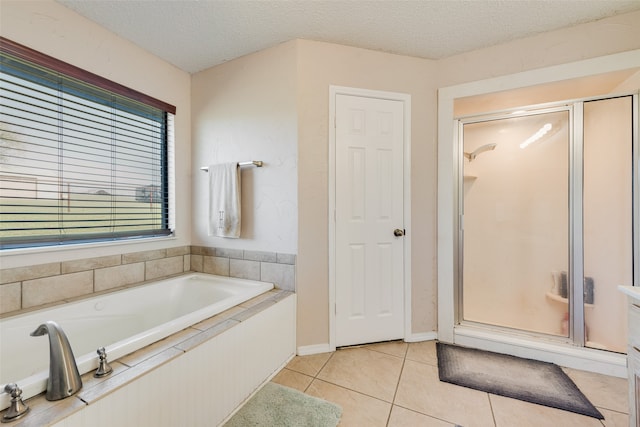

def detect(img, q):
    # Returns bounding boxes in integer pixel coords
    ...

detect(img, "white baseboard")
[298,333,438,355]
[405,332,438,342]
[297,343,333,356]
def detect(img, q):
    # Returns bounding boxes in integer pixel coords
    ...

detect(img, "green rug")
[224,382,342,427]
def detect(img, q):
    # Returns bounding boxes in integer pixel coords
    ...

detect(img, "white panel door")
[335,94,405,347]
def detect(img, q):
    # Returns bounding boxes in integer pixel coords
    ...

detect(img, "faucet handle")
[94,347,113,378]
[1,383,30,423]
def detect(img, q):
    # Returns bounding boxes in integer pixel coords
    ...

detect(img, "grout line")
[391,403,458,426]
[393,345,410,399]
[318,351,335,373]
[386,351,407,426]
[594,406,628,415]
[301,372,314,394]
[487,393,498,427]
[310,377,392,405]
[300,352,335,393]
[309,348,401,404]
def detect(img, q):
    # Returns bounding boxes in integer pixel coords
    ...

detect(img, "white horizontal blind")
[0,48,172,249]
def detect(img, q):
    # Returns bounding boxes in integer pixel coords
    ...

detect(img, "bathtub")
[0,273,274,411]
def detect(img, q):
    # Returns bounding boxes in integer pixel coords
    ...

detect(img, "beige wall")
[191,41,298,254]
[0,0,192,269]
[436,10,640,88]
[296,40,438,346]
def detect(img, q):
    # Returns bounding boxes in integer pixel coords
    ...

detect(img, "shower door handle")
[393,228,405,237]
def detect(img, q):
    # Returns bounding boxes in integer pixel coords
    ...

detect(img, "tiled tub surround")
[190,246,296,292]
[0,247,192,315]
[0,246,296,316]
[0,289,296,426]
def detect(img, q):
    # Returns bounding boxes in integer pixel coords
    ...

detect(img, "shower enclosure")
[459,95,635,353]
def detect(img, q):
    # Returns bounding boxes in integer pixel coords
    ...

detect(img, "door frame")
[328,85,412,351]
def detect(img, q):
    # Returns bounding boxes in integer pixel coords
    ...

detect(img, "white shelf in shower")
[545,292,594,309]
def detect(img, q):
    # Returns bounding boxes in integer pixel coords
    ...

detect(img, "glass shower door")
[461,109,571,337]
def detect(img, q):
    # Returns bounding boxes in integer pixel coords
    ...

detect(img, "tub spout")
[30,321,82,401]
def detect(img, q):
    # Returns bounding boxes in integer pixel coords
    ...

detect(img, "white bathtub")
[0,273,273,411]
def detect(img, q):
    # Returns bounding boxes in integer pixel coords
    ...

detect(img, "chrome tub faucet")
[1,383,29,423]
[31,321,82,401]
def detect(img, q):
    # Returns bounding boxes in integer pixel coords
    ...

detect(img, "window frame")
[0,37,177,250]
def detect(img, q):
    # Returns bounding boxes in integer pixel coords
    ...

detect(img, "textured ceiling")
[57,0,640,74]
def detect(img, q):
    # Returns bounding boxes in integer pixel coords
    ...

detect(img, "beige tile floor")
[271,341,629,427]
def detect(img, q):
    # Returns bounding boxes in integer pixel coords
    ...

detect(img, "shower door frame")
[455,103,586,345]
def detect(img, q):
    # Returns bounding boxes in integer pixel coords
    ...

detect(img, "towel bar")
[200,161,263,172]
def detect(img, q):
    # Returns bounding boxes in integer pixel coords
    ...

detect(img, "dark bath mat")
[436,342,603,420]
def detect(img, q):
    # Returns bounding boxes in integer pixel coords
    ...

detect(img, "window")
[0,37,176,249]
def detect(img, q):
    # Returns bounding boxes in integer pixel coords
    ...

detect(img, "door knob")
[393,228,405,237]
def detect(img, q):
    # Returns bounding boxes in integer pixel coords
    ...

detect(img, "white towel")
[208,162,241,238]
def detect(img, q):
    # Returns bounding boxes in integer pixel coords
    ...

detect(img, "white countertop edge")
[618,285,640,300]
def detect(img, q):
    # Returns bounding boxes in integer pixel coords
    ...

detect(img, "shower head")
[464,143,497,162]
